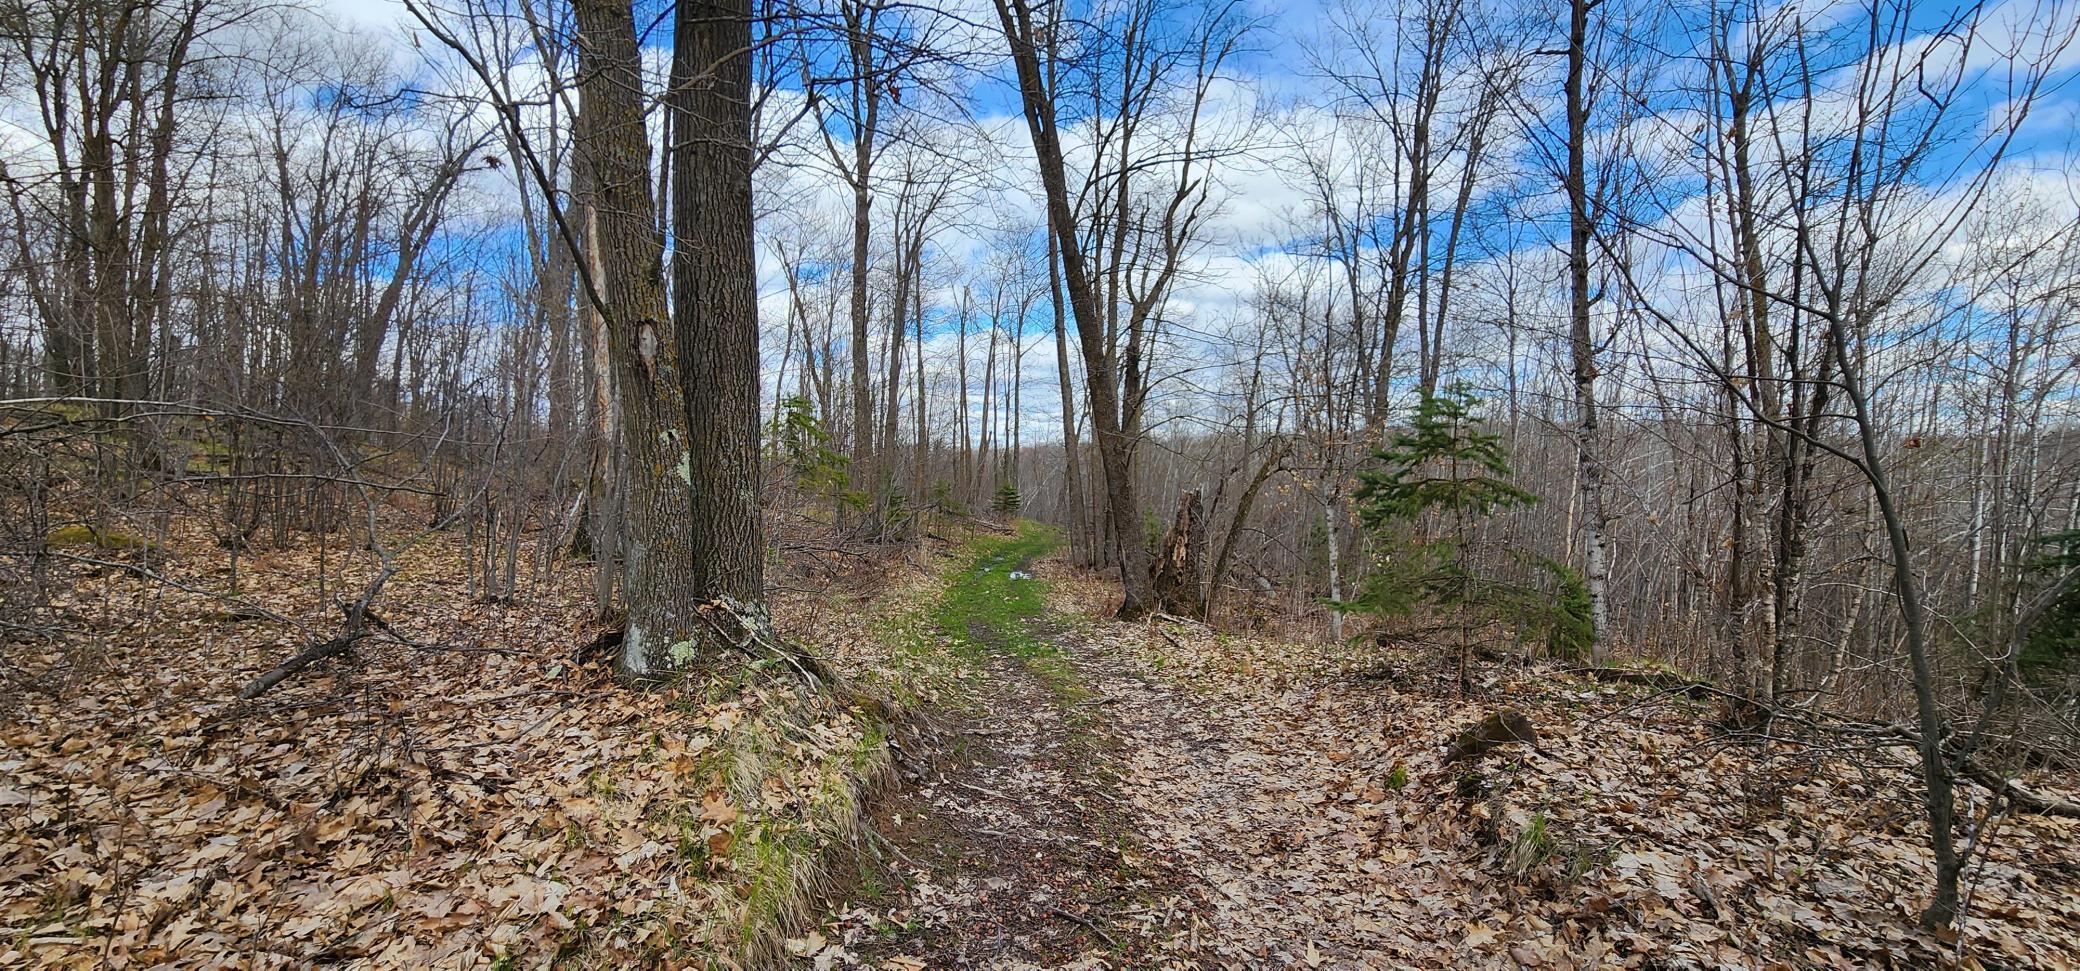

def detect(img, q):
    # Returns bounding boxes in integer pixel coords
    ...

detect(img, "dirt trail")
[1059,619,1402,967]
[809,526,1409,970]
[810,536,1212,968]
[851,547,2080,971]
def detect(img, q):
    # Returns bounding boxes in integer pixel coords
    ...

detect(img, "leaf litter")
[1,518,913,968]
[5,521,2077,969]
[809,547,2079,970]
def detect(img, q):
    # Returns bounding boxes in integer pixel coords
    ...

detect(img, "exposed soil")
[813,546,1208,969]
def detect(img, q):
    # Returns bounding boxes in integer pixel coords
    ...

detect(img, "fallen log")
[239,630,370,699]
[1865,722,2080,819]
[1960,759,2080,818]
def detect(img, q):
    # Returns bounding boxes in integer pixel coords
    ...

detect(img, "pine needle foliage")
[992,481,1022,517]
[2022,528,2080,677]
[1521,554,1596,661]
[769,396,865,512]
[1354,386,1537,528]
[1346,386,1593,675]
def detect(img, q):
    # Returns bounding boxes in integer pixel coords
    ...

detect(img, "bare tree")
[1560,0,1613,663]
[990,0,1246,617]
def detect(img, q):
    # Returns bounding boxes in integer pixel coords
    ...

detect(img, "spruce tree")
[1348,386,1588,691]
[992,481,1023,518]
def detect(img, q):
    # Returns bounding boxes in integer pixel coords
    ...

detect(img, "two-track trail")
[808,527,1205,969]
[802,529,1394,970]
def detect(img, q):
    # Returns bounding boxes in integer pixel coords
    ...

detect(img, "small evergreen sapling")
[1346,386,1590,690]
[992,481,1023,518]
[768,396,865,517]
[2020,529,2080,679]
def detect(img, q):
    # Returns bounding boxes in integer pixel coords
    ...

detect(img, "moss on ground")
[45,523,155,551]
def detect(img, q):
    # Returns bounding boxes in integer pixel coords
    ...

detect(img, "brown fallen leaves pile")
[1038,561,2080,970]
[0,520,915,968]
[7,520,2079,969]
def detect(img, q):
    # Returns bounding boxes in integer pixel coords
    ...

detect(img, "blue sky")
[298,0,2080,441]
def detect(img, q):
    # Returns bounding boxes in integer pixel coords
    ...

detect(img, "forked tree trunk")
[992,0,1155,617]
[668,0,765,605]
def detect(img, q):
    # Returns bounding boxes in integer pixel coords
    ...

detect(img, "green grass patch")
[932,522,1061,658]
[926,523,1105,717]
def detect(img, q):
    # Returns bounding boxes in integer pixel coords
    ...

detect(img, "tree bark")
[1048,227,1090,566]
[668,0,766,604]
[991,0,1155,617]
[1151,489,1208,617]
[573,0,705,678]
[1565,0,1612,664]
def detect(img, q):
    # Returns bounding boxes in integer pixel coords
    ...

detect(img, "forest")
[3,0,2080,965]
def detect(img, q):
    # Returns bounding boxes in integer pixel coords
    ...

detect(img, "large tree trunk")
[991,0,1154,617]
[842,6,879,490]
[668,0,765,604]
[577,141,622,617]
[573,0,704,678]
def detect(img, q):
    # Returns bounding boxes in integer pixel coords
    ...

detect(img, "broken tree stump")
[1149,488,1208,618]
[1444,710,1541,763]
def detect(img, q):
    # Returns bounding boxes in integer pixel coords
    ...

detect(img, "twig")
[1150,611,1209,629]
[866,824,923,870]
[947,779,1011,802]
[696,594,834,689]
[1045,906,1119,949]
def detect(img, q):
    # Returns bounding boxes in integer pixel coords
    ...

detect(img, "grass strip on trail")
[932,522,1061,659]
[928,523,1096,707]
